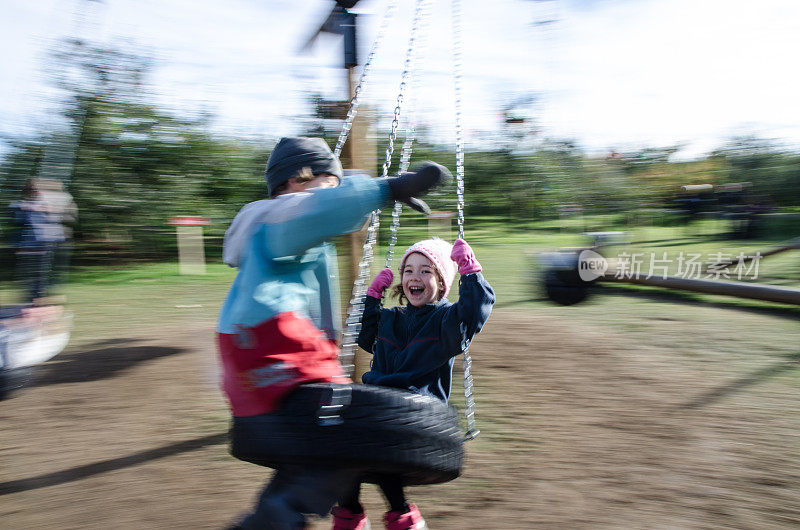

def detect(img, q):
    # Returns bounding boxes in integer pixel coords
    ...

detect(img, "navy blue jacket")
[358,272,495,402]
[8,200,58,250]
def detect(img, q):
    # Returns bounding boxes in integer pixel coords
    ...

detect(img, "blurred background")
[1,0,799,273]
[1,1,800,528]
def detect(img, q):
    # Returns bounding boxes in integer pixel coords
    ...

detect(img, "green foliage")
[0,40,268,265]
[2,42,800,271]
[711,136,800,207]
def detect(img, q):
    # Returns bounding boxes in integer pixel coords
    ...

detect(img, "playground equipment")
[539,237,800,306]
[337,0,482,443]
[0,305,73,399]
[230,0,478,488]
[601,272,800,305]
[673,182,768,238]
[232,383,463,485]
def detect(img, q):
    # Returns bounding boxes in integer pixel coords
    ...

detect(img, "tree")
[1,39,268,263]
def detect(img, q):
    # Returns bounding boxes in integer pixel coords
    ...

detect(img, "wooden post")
[343,67,376,383]
[303,3,375,381]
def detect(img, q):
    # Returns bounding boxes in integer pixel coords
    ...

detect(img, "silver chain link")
[379,1,424,181]
[382,119,419,269]
[385,201,404,269]
[451,0,478,442]
[333,0,397,374]
[384,0,427,269]
[452,1,466,241]
[340,0,427,377]
[334,0,398,377]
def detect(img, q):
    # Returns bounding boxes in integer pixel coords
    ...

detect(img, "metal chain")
[451,0,478,442]
[338,209,380,377]
[385,202,404,269]
[452,0,466,241]
[333,0,398,159]
[382,124,417,269]
[340,0,427,377]
[384,0,428,270]
[335,0,397,376]
[379,2,424,180]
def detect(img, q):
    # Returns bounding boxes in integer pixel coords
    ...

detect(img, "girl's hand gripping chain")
[366,268,394,299]
[450,239,482,274]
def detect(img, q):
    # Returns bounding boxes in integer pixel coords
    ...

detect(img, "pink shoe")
[383,504,427,530]
[332,506,370,530]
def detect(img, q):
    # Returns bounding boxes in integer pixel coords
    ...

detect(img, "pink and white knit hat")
[399,238,457,297]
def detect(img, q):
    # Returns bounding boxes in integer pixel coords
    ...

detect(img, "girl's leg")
[379,476,426,530]
[337,479,364,514]
[376,474,407,513]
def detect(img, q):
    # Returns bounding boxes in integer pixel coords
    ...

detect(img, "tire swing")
[231,0,474,487]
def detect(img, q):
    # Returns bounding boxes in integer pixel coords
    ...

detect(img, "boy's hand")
[451,239,482,274]
[366,268,394,298]
[387,162,452,214]
[401,197,431,214]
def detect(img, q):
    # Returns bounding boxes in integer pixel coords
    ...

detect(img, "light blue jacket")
[217,175,390,339]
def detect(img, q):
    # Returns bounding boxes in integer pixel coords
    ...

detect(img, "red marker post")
[169,216,210,275]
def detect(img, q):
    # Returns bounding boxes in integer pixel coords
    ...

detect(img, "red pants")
[217,312,349,416]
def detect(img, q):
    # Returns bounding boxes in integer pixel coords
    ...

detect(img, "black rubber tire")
[230,383,464,486]
[543,269,590,305]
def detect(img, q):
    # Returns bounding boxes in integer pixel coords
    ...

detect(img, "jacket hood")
[222,199,276,267]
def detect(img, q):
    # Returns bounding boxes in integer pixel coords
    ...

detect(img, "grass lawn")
[1,220,797,353]
[2,220,799,529]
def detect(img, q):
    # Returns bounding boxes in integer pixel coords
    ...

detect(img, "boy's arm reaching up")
[223,164,451,265]
[263,176,388,258]
[222,175,387,266]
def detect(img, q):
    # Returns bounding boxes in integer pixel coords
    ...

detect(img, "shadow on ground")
[31,338,187,386]
[0,432,228,495]
[678,352,800,410]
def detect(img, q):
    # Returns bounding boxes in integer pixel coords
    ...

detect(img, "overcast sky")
[2,0,800,160]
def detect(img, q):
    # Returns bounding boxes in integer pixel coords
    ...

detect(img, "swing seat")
[538,251,590,306]
[230,383,464,486]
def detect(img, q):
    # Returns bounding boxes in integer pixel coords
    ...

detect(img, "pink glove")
[366,268,394,298]
[450,239,482,274]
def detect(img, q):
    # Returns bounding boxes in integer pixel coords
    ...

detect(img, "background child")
[217,136,450,529]
[331,237,495,530]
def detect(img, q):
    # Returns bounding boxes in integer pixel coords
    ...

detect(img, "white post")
[169,216,210,275]
[428,211,455,240]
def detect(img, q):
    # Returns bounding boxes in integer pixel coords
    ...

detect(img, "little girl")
[332,237,495,530]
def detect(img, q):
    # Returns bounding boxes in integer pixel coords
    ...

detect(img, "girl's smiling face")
[402,252,442,307]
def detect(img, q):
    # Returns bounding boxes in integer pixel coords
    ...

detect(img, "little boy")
[217,136,449,529]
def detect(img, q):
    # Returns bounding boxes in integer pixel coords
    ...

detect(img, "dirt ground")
[1,308,799,529]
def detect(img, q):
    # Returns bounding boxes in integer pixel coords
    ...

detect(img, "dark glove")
[386,162,452,214]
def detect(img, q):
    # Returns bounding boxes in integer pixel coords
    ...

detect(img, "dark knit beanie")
[265,137,343,197]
